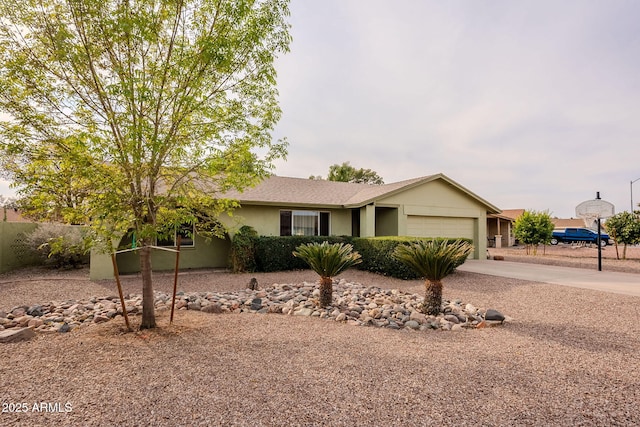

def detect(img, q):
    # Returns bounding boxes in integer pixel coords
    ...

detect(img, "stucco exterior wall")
[114,233,231,275]
[0,222,40,273]
[375,207,399,236]
[90,234,230,280]
[376,180,488,259]
[222,205,353,237]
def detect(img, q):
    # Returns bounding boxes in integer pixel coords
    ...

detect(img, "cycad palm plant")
[393,239,473,315]
[293,241,362,307]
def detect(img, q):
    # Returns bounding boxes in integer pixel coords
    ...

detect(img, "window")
[280,210,330,236]
[157,224,195,247]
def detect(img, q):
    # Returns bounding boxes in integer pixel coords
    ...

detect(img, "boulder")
[0,327,36,343]
[485,309,505,322]
[250,298,263,311]
[202,303,222,314]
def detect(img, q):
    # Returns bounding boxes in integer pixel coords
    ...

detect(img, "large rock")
[27,305,44,317]
[409,311,426,324]
[250,298,263,311]
[0,327,36,343]
[202,303,222,314]
[485,309,505,322]
[405,320,420,330]
[293,308,313,316]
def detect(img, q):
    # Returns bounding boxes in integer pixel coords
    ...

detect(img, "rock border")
[0,279,509,337]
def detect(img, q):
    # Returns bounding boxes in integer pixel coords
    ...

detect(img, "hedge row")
[230,230,472,279]
[254,235,352,272]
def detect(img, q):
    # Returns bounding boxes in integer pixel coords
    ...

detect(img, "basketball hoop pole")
[576,192,615,272]
[632,178,640,213]
[595,192,602,271]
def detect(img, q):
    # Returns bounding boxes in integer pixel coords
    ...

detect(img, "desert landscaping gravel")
[1,245,639,426]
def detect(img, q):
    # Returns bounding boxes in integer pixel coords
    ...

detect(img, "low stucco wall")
[89,233,231,280]
[0,222,41,274]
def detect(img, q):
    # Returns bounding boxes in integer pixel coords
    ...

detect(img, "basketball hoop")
[575,192,615,272]
[575,197,615,221]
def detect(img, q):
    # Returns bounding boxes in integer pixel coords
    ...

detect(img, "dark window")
[320,212,330,236]
[158,224,195,247]
[280,210,330,236]
[351,209,360,237]
[280,211,292,236]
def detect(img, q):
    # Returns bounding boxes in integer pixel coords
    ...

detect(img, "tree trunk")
[423,279,443,315]
[139,246,156,329]
[319,276,333,307]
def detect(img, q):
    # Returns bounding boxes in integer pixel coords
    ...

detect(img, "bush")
[353,236,473,279]
[233,233,472,278]
[229,225,258,273]
[24,224,91,269]
[254,236,352,272]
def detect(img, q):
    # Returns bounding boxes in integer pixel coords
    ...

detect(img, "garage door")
[406,216,475,239]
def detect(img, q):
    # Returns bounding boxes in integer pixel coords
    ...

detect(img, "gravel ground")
[1,248,640,426]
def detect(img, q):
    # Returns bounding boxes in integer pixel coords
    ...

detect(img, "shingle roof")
[496,209,525,220]
[223,174,500,213]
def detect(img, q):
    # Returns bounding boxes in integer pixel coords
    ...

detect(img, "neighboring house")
[487,209,523,247]
[552,217,593,229]
[487,209,595,248]
[90,173,501,280]
[2,207,29,223]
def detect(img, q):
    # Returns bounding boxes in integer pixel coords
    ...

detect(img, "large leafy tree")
[0,0,291,329]
[326,161,384,185]
[513,210,554,255]
[605,212,640,260]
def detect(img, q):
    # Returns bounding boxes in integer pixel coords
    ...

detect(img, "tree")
[513,210,554,255]
[393,239,473,315]
[293,242,362,307]
[0,0,291,329]
[605,212,640,260]
[327,162,384,184]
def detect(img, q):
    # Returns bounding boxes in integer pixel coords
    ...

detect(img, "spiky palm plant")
[293,242,362,307]
[393,239,473,315]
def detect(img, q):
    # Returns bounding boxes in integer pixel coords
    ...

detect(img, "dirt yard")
[1,247,639,426]
[489,243,640,273]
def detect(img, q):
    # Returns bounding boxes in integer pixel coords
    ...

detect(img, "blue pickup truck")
[550,228,610,247]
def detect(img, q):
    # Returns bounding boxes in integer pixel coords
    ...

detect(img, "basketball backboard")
[575,198,615,220]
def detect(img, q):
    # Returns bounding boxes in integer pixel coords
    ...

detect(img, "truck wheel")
[599,239,608,247]
[550,238,559,245]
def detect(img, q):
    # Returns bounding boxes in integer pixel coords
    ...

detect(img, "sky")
[1,0,639,218]
[268,0,640,218]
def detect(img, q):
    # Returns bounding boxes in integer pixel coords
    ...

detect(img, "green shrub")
[236,234,472,277]
[24,224,91,269]
[254,235,352,272]
[353,236,473,279]
[229,225,258,273]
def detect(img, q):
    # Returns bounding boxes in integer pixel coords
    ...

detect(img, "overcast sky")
[270,0,640,218]
[2,0,639,218]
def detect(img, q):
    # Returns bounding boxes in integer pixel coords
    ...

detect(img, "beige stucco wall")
[221,205,353,237]
[0,222,40,273]
[113,233,231,275]
[375,179,488,259]
[375,207,399,236]
[89,233,231,280]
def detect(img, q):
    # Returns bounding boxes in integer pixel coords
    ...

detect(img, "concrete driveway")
[458,259,640,297]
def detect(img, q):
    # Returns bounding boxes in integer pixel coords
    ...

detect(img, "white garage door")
[406,216,475,239]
